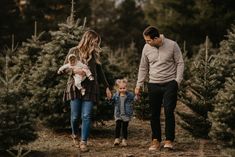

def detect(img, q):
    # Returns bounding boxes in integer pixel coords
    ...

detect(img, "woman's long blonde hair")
[76,30,102,65]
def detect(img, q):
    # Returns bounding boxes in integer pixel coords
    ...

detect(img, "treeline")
[1,0,235,53]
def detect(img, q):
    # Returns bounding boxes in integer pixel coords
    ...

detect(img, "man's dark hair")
[143,26,160,39]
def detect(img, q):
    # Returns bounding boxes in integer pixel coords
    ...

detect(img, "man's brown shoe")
[164,140,173,149]
[148,139,160,151]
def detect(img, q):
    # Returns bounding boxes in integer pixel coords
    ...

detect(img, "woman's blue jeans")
[70,99,93,142]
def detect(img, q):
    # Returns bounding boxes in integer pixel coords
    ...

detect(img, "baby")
[58,54,94,95]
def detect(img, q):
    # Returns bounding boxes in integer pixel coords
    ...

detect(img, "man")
[135,26,184,151]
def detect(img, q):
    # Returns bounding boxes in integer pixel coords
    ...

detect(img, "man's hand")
[135,86,141,95]
[134,86,141,100]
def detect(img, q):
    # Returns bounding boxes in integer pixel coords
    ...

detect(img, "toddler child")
[58,54,94,95]
[111,78,135,147]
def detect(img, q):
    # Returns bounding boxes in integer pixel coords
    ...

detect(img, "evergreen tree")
[208,25,235,146]
[105,42,151,120]
[133,83,150,120]
[0,0,22,47]
[107,42,139,86]
[26,2,118,128]
[24,0,75,31]
[27,13,86,128]
[13,22,46,75]
[114,0,147,51]
[0,38,37,150]
[209,76,235,146]
[177,37,224,138]
[143,0,235,53]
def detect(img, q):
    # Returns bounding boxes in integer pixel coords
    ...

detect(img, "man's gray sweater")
[136,35,184,87]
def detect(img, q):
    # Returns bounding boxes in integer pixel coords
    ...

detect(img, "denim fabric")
[70,99,93,142]
[112,91,134,120]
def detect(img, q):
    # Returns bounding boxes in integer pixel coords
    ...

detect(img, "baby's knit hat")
[68,54,77,60]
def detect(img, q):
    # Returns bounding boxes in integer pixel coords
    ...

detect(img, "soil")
[1,104,234,157]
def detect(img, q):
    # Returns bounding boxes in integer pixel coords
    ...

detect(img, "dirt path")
[4,118,232,157]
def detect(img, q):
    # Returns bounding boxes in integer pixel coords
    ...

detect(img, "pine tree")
[143,0,235,52]
[13,21,45,75]
[209,76,235,146]
[208,25,235,146]
[133,84,150,120]
[95,43,140,122]
[0,36,37,150]
[26,5,86,128]
[177,37,224,138]
[107,42,139,85]
[114,0,147,51]
[105,42,151,120]
[26,0,117,128]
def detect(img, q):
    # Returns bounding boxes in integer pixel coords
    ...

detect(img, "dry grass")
[1,102,230,157]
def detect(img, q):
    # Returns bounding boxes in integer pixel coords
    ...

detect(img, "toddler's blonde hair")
[115,78,128,91]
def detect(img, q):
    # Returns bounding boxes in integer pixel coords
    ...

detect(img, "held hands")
[106,88,112,100]
[134,86,141,101]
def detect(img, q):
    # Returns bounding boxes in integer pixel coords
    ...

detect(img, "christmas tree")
[26,0,118,128]
[209,76,235,146]
[0,36,37,150]
[178,37,224,138]
[208,25,235,146]
[26,4,86,128]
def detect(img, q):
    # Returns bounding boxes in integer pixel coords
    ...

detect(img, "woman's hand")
[106,88,112,100]
[73,67,85,76]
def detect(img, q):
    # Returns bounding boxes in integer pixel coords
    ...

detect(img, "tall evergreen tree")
[13,22,46,75]
[26,1,117,128]
[26,12,86,128]
[177,37,224,138]
[0,38,37,150]
[209,76,235,146]
[143,0,235,53]
[114,0,147,51]
[0,0,22,47]
[107,42,139,84]
[24,0,75,31]
[208,25,235,146]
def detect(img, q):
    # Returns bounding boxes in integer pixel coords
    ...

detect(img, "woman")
[63,30,112,152]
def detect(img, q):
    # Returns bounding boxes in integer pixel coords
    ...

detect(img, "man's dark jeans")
[148,80,178,142]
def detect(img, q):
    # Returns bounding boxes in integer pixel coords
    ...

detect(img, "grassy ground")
[1,102,234,157]
[2,118,233,157]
